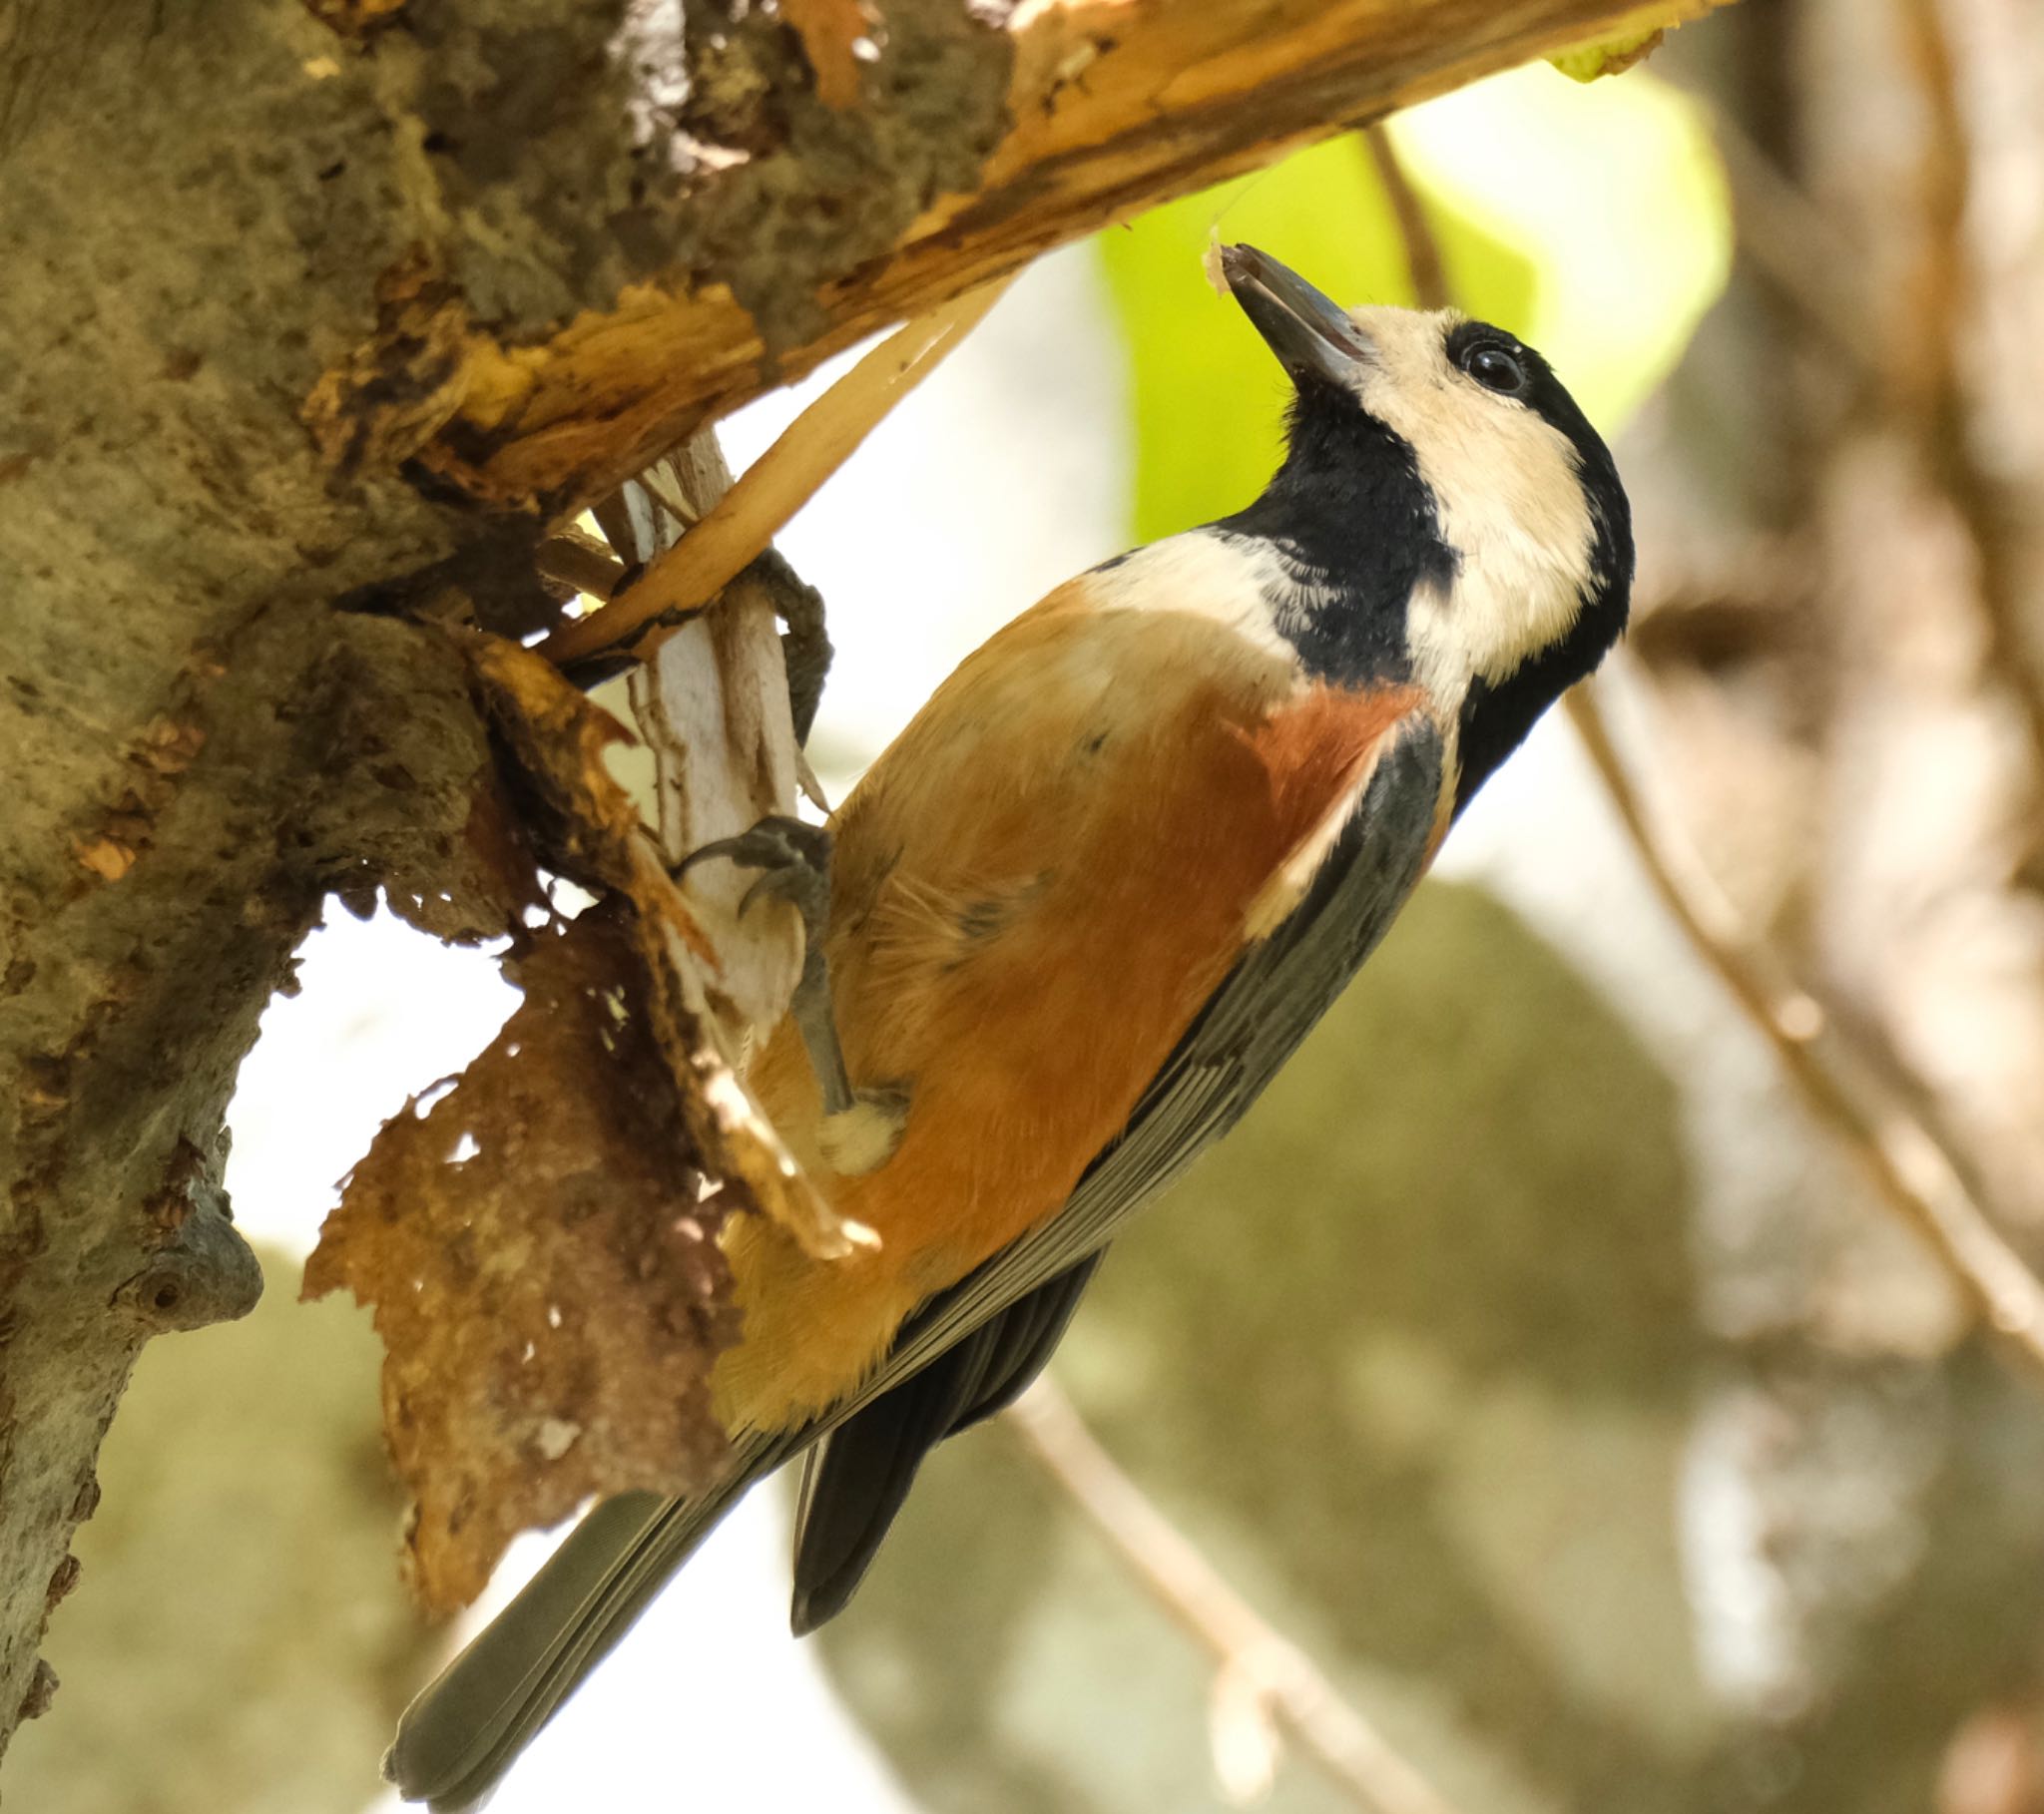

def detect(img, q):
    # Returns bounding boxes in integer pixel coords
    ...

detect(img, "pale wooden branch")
[1565,680,2044,1380]
[539,278,1012,670]
[1007,1378,1468,1814]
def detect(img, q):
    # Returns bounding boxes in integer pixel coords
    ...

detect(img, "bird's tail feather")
[385,1431,796,1812]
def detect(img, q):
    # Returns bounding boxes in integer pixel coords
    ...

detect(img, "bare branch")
[352,0,1741,515]
[1362,126,1451,312]
[535,530,628,605]
[1894,0,2044,783]
[1007,1378,1468,1814]
[1565,680,2044,1381]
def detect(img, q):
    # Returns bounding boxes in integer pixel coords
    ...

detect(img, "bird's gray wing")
[388,713,1445,1812]
[789,1250,1105,1633]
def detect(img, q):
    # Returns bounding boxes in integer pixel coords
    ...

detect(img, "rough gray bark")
[0,0,1726,1770]
[0,0,567,1753]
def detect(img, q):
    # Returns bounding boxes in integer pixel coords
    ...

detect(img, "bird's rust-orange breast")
[716,585,1425,1431]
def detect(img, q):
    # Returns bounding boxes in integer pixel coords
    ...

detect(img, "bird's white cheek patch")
[1394,413,1596,692]
[1412,522,1590,693]
[1343,312,1599,696]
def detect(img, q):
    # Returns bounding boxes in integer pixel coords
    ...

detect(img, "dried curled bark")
[304,907,740,1611]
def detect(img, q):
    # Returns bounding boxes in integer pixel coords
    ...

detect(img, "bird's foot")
[673,815,905,1175]
[674,814,834,949]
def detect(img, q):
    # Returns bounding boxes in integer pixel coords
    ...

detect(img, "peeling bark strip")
[316,0,1731,514]
[458,636,859,1256]
[2,0,1724,1771]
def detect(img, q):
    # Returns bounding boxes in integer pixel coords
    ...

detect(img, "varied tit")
[389,242,1634,1809]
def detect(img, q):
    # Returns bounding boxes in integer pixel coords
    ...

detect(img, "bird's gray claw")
[673,815,833,941]
[675,814,866,1124]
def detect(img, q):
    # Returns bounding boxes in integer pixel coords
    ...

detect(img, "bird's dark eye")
[1463,343,1526,395]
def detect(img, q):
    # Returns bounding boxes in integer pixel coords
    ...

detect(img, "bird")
[387,241,1634,1809]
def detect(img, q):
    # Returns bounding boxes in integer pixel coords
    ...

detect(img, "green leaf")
[1390,66,1731,430]
[1550,26,1667,83]
[1095,65,1732,549]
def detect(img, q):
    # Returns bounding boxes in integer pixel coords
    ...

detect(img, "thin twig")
[1566,680,2044,1381]
[636,466,701,533]
[1007,1378,1468,1814]
[1361,126,1449,312]
[1895,0,2044,782]
[539,275,1014,671]
[1897,0,1969,420]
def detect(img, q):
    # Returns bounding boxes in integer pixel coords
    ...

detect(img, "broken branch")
[370,0,1739,513]
[539,277,1012,670]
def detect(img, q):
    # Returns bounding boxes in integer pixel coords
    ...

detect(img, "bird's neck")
[1208,386,1453,694]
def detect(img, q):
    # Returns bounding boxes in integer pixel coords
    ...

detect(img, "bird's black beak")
[1221,243,1374,389]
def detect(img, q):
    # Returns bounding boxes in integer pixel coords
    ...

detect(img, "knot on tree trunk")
[110,1201,262,1337]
